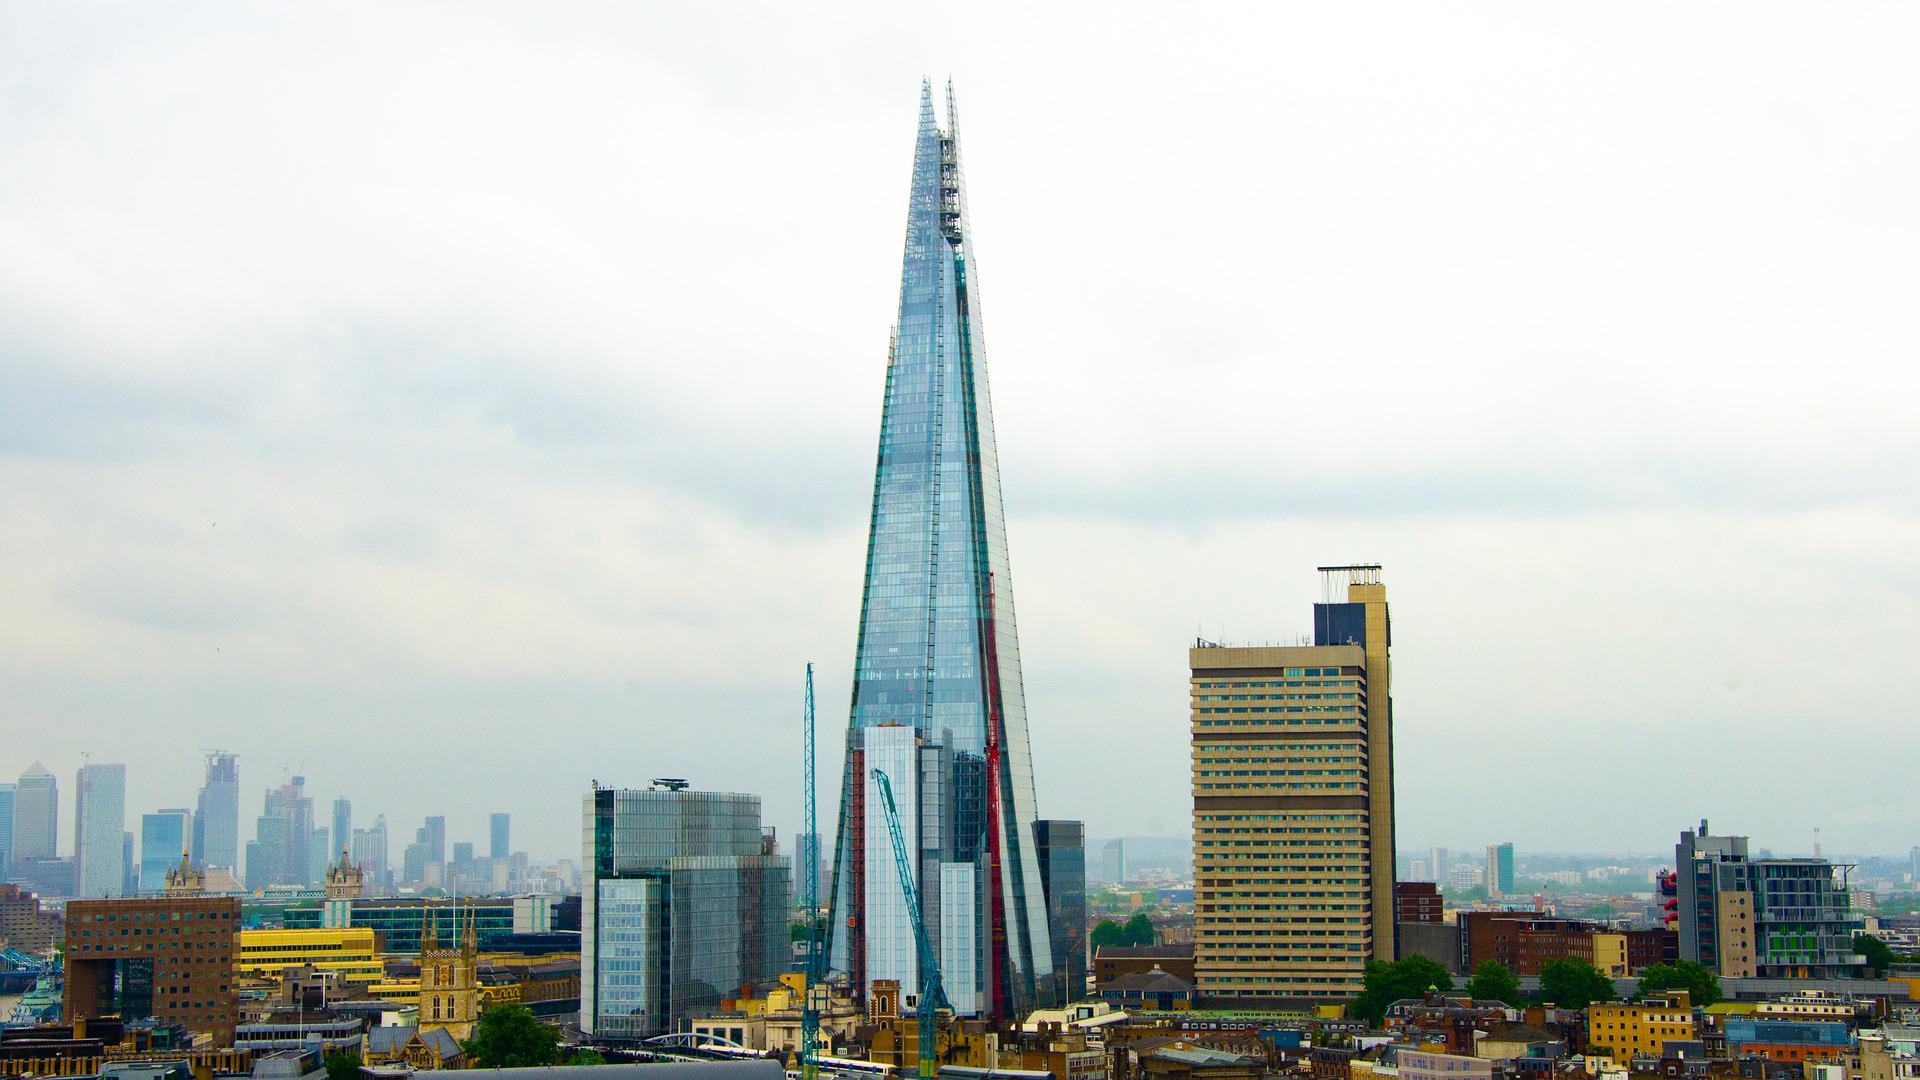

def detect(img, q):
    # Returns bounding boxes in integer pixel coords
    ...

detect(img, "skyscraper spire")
[826,84,1057,1021]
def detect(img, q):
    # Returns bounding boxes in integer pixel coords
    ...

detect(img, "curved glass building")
[826,83,1056,1020]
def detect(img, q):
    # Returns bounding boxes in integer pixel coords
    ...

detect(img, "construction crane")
[870,767,949,1080]
[800,663,822,1080]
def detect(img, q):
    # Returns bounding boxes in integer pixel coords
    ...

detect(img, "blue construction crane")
[870,767,949,1080]
[800,663,822,1080]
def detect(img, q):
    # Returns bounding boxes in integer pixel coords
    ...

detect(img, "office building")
[235,927,384,986]
[12,762,57,862]
[245,776,327,890]
[352,814,390,886]
[1033,820,1088,1001]
[582,783,789,1041]
[1588,992,1698,1067]
[1190,564,1394,1000]
[0,782,13,878]
[1429,847,1448,885]
[1675,820,1864,979]
[1485,843,1514,897]
[193,752,240,873]
[490,813,511,861]
[74,763,128,898]
[281,893,553,953]
[826,83,1057,1022]
[331,799,351,863]
[64,892,241,1044]
[138,810,193,893]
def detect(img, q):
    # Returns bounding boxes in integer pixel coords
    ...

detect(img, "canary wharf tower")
[826,84,1057,1020]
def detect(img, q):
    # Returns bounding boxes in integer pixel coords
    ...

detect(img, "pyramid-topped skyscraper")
[826,83,1057,1019]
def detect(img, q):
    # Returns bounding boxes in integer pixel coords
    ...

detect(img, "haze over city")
[4,2,1917,865]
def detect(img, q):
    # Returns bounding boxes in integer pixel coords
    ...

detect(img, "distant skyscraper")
[1190,564,1395,1000]
[1485,842,1515,897]
[74,763,128,898]
[0,782,14,878]
[423,816,446,863]
[331,798,351,861]
[12,763,57,862]
[489,813,510,861]
[581,784,789,1040]
[245,775,325,889]
[826,82,1057,1021]
[351,814,390,888]
[1430,847,1449,885]
[139,809,193,893]
[192,753,240,872]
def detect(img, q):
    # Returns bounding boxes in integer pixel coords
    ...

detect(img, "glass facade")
[74,763,127,898]
[139,810,192,893]
[192,753,240,873]
[583,787,790,1040]
[827,81,1054,1022]
[1033,820,1087,1001]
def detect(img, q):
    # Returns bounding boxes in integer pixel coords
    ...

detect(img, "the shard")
[826,83,1056,1019]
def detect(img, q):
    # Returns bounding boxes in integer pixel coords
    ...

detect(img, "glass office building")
[193,753,240,874]
[139,810,193,893]
[1033,820,1087,1001]
[582,786,789,1041]
[825,82,1056,1020]
[74,763,128,898]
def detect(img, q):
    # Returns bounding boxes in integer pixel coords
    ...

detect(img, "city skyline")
[3,6,1917,861]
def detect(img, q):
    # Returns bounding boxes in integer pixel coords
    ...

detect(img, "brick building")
[64,894,240,1044]
[0,883,63,953]
[1095,944,1195,990]
[1459,912,1673,976]
[1396,882,1443,925]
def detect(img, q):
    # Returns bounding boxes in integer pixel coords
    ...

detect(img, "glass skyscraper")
[74,762,127,898]
[12,762,58,863]
[581,785,789,1041]
[826,83,1057,1020]
[140,809,193,893]
[192,752,240,873]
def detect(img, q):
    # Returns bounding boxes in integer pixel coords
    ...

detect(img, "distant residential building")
[1397,881,1443,925]
[1035,819,1088,1003]
[139,809,193,893]
[65,892,241,1044]
[1676,820,1864,979]
[1430,848,1450,884]
[0,882,63,952]
[11,763,57,863]
[192,752,241,873]
[1484,843,1514,897]
[1588,991,1697,1066]
[1449,864,1482,893]
[74,763,128,898]
[581,783,789,1041]
[1190,564,1395,1001]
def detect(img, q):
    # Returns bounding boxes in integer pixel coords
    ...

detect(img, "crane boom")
[801,663,821,1080]
[870,768,948,1080]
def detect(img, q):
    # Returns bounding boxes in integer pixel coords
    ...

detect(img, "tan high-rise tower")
[1189,565,1393,1002]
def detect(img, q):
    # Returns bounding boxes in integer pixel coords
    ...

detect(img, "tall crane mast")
[801,663,822,1080]
[871,768,949,1080]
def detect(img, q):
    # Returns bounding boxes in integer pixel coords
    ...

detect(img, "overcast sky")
[3,4,1917,869]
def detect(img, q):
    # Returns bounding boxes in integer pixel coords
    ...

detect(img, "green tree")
[323,1052,361,1080]
[1089,920,1126,949]
[1466,959,1521,1005]
[564,1050,607,1067]
[1856,934,1894,977]
[464,1005,562,1068]
[1634,960,1722,1006]
[1537,957,1614,1011]
[1122,913,1157,947]
[1353,955,1455,1025]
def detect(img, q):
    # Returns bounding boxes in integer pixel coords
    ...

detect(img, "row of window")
[1196,670,1347,684]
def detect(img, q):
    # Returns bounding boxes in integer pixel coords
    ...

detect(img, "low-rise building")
[1398,1048,1493,1080]
[1097,944,1196,990]
[1586,991,1697,1067]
